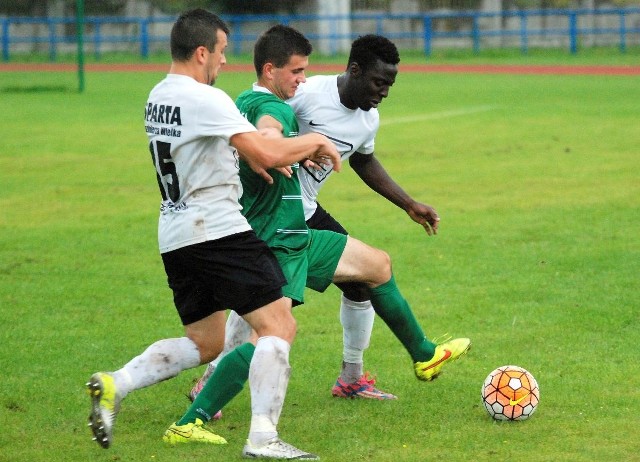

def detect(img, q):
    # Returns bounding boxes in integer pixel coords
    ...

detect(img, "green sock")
[177,342,254,426]
[369,274,436,362]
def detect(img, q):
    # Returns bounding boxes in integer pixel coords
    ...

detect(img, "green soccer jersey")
[236,88,309,252]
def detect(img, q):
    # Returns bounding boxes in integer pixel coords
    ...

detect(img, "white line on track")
[380,105,496,126]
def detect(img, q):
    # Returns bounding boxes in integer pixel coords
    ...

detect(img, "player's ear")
[262,62,275,79]
[195,45,208,64]
[348,62,362,77]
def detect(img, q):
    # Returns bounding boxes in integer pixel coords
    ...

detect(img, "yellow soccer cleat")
[414,337,471,381]
[86,372,122,449]
[163,418,227,445]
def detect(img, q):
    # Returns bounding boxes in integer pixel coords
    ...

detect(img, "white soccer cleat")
[242,437,319,460]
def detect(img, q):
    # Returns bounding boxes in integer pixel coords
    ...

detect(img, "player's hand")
[242,156,274,184]
[407,202,439,236]
[276,166,293,178]
[245,161,294,183]
[308,134,341,172]
[301,158,325,171]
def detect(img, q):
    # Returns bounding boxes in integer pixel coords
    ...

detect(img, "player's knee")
[373,248,392,283]
[256,311,297,345]
[192,336,224,364]
[276,314,297,344]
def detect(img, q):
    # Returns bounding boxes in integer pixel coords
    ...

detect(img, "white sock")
[340,295,375,382]
[248,336,291,446]
[112,337,201,397]
[202,310,253,382]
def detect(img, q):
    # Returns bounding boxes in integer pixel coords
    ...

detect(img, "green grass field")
[1,57,639,462]
[8,45,640,65]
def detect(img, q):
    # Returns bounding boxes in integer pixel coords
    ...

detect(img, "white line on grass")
[380,105,496,126]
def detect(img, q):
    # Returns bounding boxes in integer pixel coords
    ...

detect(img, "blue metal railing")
[417,8,640,55]
[1,8,639,62]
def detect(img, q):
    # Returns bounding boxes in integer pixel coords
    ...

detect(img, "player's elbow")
[232,132,282,169]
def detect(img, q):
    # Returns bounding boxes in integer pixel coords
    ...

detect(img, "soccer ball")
[481,365,539,421]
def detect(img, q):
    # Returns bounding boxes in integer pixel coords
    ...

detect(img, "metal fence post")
[619,10,626,53]
[423,15,432,57]
[94,19,101,60]
[2,18,8,62]
[48,18,56,61]
[568,11,577,54]
[472,14,480,54]
[140,18,148,59]
[519,11,528,54]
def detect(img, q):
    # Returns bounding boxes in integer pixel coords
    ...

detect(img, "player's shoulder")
[239,89,280,102]
[301,74,336,92]
[238,90,288,111]
[203,83,234,101]
[149,75,233,109]
[289,75,336,110]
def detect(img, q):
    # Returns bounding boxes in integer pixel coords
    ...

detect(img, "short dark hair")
[253,24,312,76]
[347,35,400,73]
[170,9,230,62]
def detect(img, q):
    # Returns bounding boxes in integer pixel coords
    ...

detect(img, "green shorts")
[273,229,347,304]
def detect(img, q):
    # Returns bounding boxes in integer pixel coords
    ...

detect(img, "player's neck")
[169,61,207,85]
[336,73,356,110]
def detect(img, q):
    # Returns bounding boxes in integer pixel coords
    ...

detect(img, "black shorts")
[161,230,286,325]
[305,203,348,235]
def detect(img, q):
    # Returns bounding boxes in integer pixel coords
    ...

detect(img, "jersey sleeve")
[254,100,296,133]
[355,111,379,155]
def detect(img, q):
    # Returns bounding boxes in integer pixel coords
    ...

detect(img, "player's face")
[352,59,397,111]
[205,29,228,85]
[270,54,308,100]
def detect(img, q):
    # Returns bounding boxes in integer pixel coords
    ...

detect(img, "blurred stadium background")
[2,0,640,60]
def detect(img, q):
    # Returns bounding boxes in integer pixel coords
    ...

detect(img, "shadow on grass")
[1,85,71,93]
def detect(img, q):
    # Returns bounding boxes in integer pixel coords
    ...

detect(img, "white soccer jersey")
[287,74,378,219]
[145,74,256,253]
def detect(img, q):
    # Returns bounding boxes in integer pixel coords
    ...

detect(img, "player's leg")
[329,283,396,399]
[307,204,395,399]
[172,298,293,433]
[170,302,315,457]
[182,246,311,429]
[336,285,373,381]
[334,236,470,381]
[86,241,234,449]
[166,232,315,458]
[178,341,255,427]
[189,310,254,403]
[87,309,227,448]
[166,300,296,449]
[240,297,318,459]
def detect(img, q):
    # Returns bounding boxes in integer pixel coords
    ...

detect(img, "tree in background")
[2,0,635,17]
[211,0,302,13]
[0,0,128,16]
[121,0,303,15]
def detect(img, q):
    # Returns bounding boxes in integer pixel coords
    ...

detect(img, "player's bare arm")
[254,116,294,181]
[231,130,341,184]
[232,130,340,171]
[256,115,331,174]
[247,115,332,182]
[349,151,439,235]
